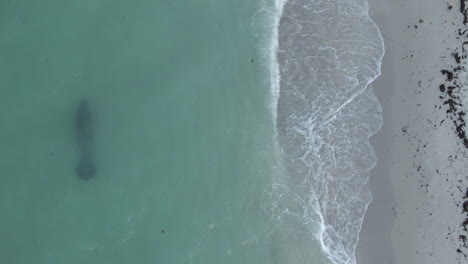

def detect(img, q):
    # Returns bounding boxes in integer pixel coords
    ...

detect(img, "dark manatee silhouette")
[75,100,96,180]
[76,100,93,146]
[76,155,96,180]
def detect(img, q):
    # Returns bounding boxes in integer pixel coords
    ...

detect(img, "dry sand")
[357,0,468,263]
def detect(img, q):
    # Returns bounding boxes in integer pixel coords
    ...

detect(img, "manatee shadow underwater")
[75,99,96,180]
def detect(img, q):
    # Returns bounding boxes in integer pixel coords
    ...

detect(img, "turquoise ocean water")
[0,0,383,264]
[0,0,280,263]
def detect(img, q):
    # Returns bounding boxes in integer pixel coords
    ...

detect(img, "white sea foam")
[250,0,288,126]
[266,0,385,263]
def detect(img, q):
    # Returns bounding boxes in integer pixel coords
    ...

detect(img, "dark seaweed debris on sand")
[441,2,468,146]
[441,1,468,261]
[439,68,468,149]
[462,0,468,25]
[439,4,468,151]
[462,188,468,257]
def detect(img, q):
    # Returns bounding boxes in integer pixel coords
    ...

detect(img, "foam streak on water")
[273,0,384,263]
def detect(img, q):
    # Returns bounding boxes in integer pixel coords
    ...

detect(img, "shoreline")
[357,0,468,263]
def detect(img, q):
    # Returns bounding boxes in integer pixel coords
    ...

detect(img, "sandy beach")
[357,0,468,263]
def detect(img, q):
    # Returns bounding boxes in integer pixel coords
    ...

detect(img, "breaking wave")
[258,0,385,263]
